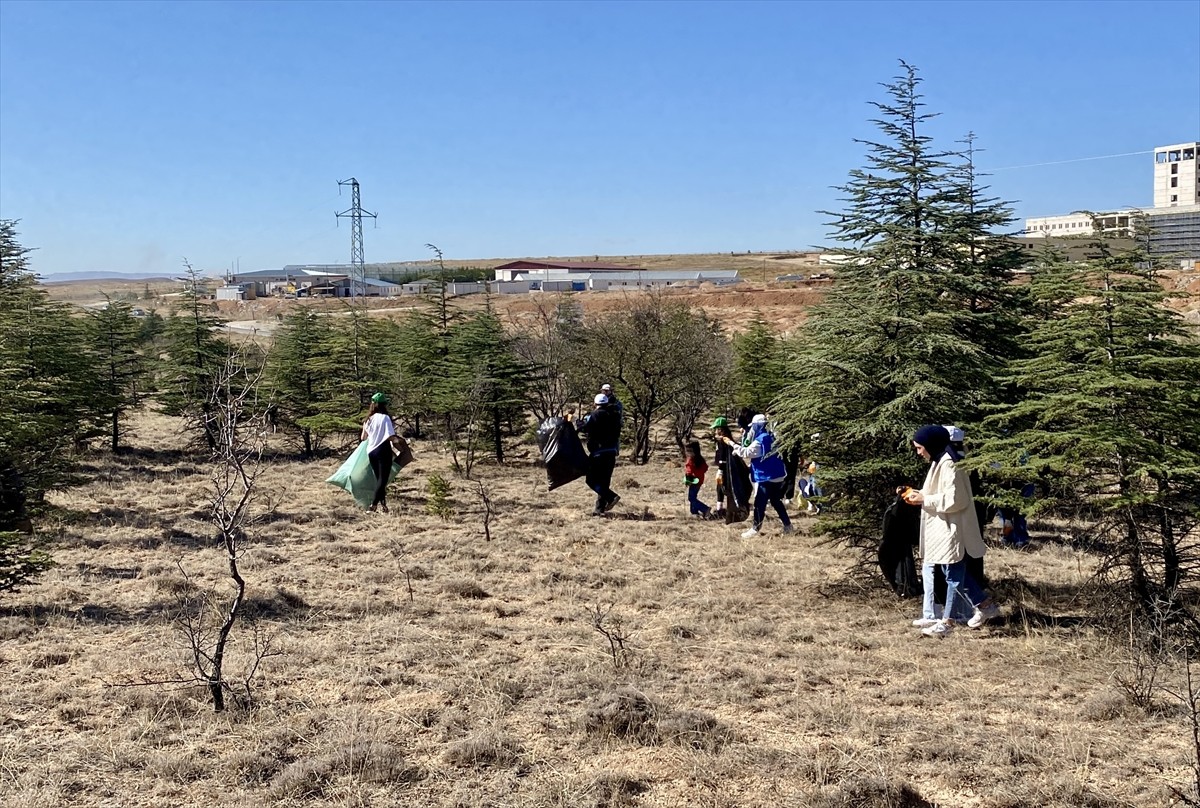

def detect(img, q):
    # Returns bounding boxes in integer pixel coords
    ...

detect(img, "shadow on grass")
[605,511,657,522]
[3,600,180,625]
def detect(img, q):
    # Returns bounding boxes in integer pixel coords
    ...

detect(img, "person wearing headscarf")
[722,414,793,539]
[361,392,397,513]
[900,425,999,637]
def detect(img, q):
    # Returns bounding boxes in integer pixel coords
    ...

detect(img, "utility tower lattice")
[335,178,377,298]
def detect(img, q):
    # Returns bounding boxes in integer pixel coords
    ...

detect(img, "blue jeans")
[752,480,791,530]
[687,484,710,516]
[921,560,988,620]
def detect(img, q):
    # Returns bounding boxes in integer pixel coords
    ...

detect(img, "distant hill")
[40,271,183,283]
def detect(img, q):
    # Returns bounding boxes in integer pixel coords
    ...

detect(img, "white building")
[503,268,741,291]
[1024,211,1133,237]
[1154,142,1199,208]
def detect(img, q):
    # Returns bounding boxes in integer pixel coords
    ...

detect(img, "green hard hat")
[711,416,729,428]
[371,392,389,404]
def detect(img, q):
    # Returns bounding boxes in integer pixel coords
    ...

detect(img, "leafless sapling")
[592,603,635,669]
[178,349,277,712]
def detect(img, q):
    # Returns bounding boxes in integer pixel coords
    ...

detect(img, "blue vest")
[749,430,787,482]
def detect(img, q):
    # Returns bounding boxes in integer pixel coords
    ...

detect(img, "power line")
[985,150,1153,172]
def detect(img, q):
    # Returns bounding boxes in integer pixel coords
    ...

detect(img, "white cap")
[943,425,965,443]
[600,383,613,392]
[594,393,609,405]
[751,413,768,426]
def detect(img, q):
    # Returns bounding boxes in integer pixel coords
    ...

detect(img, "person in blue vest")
[720,413,793,539]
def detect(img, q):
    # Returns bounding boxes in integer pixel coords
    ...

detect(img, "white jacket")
[363,413,396,453]
[918,455,986,565]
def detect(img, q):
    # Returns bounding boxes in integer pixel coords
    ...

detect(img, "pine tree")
[771,62,1025,543]
[444,308,531,470]
[732,314,786,413]
[158,262,228,450]
[264,308,342,457]
[0,220,105,519]
[977,223,1200,637]
[941,132,1031,379]
[392,309,442,438]
[87,297,148,452]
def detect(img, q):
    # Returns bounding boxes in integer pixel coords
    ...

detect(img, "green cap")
[711,416,729,429]
[371,392,389,404]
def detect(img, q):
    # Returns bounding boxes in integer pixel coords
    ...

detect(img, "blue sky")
[1,0,1197,276]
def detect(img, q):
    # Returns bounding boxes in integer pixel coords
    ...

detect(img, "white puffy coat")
[917,455,986,565]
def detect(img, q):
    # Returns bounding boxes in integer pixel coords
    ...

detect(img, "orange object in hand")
[901,487,921,505]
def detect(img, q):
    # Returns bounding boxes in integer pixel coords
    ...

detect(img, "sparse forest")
[2,62,1199,807]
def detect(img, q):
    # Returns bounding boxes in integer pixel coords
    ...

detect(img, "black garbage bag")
[723,455,752,523]
[536,417,590,491]
[879,495,921,597]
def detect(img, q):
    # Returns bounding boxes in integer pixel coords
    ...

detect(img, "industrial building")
[491,260,741,290]
[492,260,640,282]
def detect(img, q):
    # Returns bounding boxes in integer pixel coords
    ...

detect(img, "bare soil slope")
[1,411,1190,808]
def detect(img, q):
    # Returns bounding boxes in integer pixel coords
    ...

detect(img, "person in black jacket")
[572,393,622,516]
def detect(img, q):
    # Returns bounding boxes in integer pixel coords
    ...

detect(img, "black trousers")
[368,442,392,507]
[752,480,791,531]
[586,452,617,513]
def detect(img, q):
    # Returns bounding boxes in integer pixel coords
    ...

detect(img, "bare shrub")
[811,775,935,808]
[443,730,523,768]
[1080,690,1129,721]
[586,771,650,808]
[656,708,733,751]
[1115,609,1170,712]
[269,757,335,799]
[336,741,423,784]
[269,741,421,798]
[146,750,207,784]
[583,688,659,744]
[227,749,284,786]
[443,579,489,599]
[592,603,635,668]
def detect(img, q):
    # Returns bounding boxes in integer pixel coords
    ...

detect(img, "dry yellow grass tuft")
[0,411,1192,807]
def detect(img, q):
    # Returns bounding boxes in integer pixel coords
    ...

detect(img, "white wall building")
[1154,142,1199,208]
[1024,211,1133,237]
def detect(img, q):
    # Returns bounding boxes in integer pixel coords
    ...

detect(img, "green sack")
[326,441,402,509]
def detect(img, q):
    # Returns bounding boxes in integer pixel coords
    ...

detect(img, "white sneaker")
[740,527,760,539]
[968,602,1001,629]
[922,620,953,638]
[781,524,794,535]
[912,617,940,628]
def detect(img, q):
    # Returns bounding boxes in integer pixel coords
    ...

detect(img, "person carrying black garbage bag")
[570,393,622,516]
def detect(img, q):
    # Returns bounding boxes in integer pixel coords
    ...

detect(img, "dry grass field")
[2,410,1193,808]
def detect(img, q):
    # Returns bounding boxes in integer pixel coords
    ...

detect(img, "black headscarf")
[912,424,956,462]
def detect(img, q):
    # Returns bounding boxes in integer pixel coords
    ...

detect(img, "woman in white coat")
[899,424,999,637]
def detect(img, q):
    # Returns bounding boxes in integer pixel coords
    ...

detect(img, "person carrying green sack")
[361,392,397,513]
